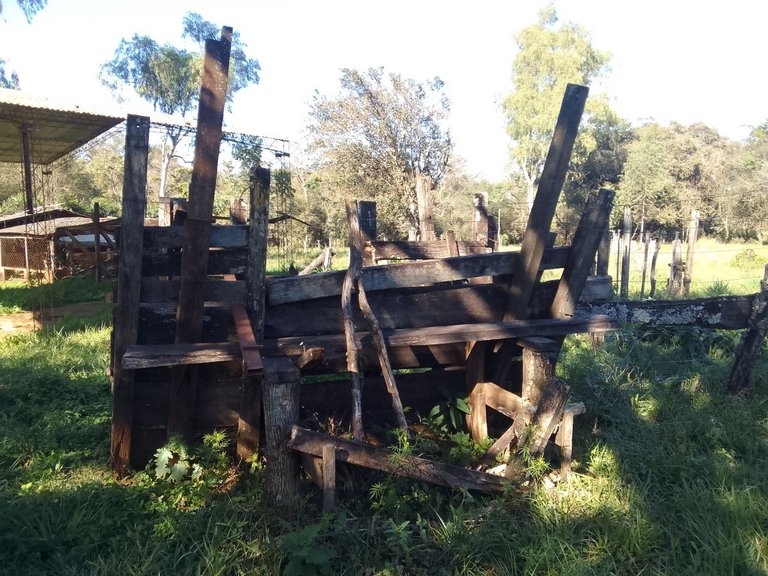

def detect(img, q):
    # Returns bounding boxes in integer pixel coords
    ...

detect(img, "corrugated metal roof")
[0,89,124,165]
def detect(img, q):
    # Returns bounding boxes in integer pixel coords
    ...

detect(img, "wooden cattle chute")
[110,81,767,504]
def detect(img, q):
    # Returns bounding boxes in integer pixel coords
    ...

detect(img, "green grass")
[1,253,768,574]
[0,277,113,315]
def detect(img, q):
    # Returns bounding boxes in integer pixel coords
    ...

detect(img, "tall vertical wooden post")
[93,202,101,282]
[620,207,632,299]
[237,167,270,461]
[649,238,661,298]
[357,200,377,266]
[683,209,700,296]
[639,231,650,299]
[415,174,436,241]
[669,233,683,297]
[596,224,610,277]
[169,29,232,439]
[472,192,490,247]
[21,125,34,215]
[110,114,150,476]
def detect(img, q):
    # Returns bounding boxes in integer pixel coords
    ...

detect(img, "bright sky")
[1,0,767,182]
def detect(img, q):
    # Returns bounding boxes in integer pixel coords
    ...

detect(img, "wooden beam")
[289,426,510,493]
[122,342,241,369]
[267,247,569,305]
[110,114,150,477]
[504,84,589,322]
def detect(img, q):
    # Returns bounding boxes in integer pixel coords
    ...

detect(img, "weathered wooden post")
[683,209,700,296]
[639,231,650,299]
[357,200,377,266]
[649,237,661,298]
[237,167,270,462]
[110,114,150,476]
[727,265,768,394]
[415,174,436,241]
[263,355,301,502]
[472,192,490,247]
[620,207,632,299]
[93,202,101,282]
[168,28,232,439]
[668,232,683,297]
[596,224,610,277]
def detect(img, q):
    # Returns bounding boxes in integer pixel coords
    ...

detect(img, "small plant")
[730,248,759,269]
[420,386,470,435]
[281,522,336,576]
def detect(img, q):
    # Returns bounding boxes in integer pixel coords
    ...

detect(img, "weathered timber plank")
[370,240,490,260]
[143,225,248,250]
[271,316,617,354]
[140,278,245,303]
[289,426,510,493]
[123,342,241,369]
[266,277,574,339]
[578,296,755,329]
[267,247,569,306]
[142,248,248,277]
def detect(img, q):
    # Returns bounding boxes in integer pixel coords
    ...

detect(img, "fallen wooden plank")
[288,426,510,493]
[267,246,569,306]
[122,342,241,369]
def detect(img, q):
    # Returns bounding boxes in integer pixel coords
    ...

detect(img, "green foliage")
[281,523,336,576]
[420,386,470,435]
[307,67,452,239]
[504,4,612,208]
[731,248,762,269]
[0,277,112,314]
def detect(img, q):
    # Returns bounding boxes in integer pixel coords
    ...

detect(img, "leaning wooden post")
[727,265,768,394]
[93,202,101,282]
[237,167,270,462]
[169,28,232,439]
[110,114,150,477]
[620,207,632,299]
[495,84,588,386]
[263,356,301,503]
[683,209,700,296]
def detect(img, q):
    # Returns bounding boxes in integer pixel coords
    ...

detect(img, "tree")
[100,13,260,197]
[0,0,47,88]
[503,4,611,212]
[306,67,453,239]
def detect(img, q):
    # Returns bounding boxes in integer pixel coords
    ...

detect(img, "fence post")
[727,265,768,394]
[357,200,377,266]
[596,224,610,277]
[639,231,650,299]
[668,232,683,297]
[649,237,661,298]
[93,202,101,282]
[620,207,632,299]
[472,192,490,247]
[683,209,700,296]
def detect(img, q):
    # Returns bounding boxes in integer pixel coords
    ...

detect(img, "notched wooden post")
[728,265,768,394]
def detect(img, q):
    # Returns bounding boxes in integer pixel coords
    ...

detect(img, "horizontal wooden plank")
[270,315,617,359]
[122,342,241,369]
[267,247,569,306]
[140,278,246,303]
[578,295,755,330]
[142,247,248,276]
[289,426,510,493]
[142,225,248,250]
[369,240,491,260]
[137,302,234,345]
